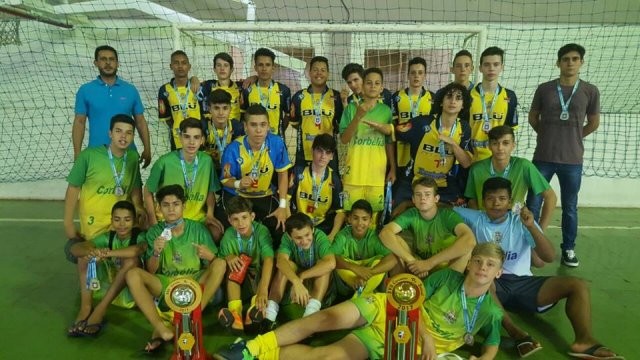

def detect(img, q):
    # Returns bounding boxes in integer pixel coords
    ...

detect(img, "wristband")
[279,198,287,209]
[234,180,241,189]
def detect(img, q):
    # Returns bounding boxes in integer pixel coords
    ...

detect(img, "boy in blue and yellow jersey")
[289,134,344,240]
[262,213,335,329]
[392,57,434,182]
[217,243,504,360]
[126,184,227,353]
[144,118,225,241]
[73,45,151,168]
[64,114,144,243]
[241,48,292,136]
[469,47,518,162]
[394,82,473,211]
[66,201,146,337]
[199,52,243,126]
[290,56,343,169]
[220,104,293,243]
[339,67,396,215]
[218,196,275,333]
[204,89,244,172]
[158,50,202,150]
[331,200,396,298]
[340,63,393,109]
[380,177,475,277]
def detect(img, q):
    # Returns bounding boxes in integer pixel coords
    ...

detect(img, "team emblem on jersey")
[423,125,431,133]
[493,231,503,243]
[237,157,244,165]
[444,310,457,324]
[298,93,304,100]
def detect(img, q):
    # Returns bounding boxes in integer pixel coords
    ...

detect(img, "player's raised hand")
[192,243,214,261]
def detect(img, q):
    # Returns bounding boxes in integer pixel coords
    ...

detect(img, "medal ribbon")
[107,146,127,191]
[460,286,486,336]
[478,84,501,129]
[258,81,274,109]
[214,123,230,153]
[164,218,184,231]
[172,79,191,118]
[248,140,267,179]
[179,151,199,191]
[489,158,512,178]
[297,243,315,268]
[380,181,393,225]
[86,257,98,290]
[437,117,458,160]
[407,87,425,118]
[310,166,328,209]
[556,79,580,119]
[236,225,255,255]
[312,87,328,124]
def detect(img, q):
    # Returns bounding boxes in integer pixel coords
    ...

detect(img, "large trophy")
[384,274,426,360]
[164,277,212,360]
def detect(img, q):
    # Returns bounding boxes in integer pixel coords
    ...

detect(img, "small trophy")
[384,274,426,360]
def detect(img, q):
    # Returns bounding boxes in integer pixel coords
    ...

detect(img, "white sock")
[265,300,279,322]
[303,298,322,317]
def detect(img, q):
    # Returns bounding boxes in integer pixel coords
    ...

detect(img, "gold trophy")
[384,274,426,360]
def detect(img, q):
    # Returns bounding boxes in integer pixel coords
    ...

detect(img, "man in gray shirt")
[527,43,600,267]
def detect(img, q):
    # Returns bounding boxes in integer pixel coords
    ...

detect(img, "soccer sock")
[246,331,278,357]
[265,300,279,322]
[303,298,322,317]
[228,299,243,315]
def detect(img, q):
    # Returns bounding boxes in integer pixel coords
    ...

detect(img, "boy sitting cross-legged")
[218,196,275,333]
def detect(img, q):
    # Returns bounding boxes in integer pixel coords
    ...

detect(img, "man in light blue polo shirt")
[73,45,152,168]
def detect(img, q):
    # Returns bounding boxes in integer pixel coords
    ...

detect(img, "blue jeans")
[526,160,583,251]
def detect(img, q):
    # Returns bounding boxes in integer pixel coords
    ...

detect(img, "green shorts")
[350,293,387,359]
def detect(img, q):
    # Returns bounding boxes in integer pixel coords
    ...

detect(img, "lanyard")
[478,84,501,130]
[407,87,425,118]
[556,79,580,120]
[258,81,274,109]
[489,159,512,178]
[161,218,184,241]
[248,140,267,178]
[236,225,255,254]
[172,79,191,118]
[107,146,127,190]
[214,123,230,152]
[179,151,199,190]
[461,286,486,335]
[297,244,315,268]
[380,181,393,225]
[312,88,328,126]
[310,166,328,208]
[437,117,458,160]
[86,257,99,290]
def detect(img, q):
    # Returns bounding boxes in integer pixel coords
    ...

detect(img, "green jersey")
[339,102,393,187]
[392,208,462,262]
[91,230,146,308]
[422,268,503,353]
[144,219,217,277]
[219,221,274,273]
[331,226,391,261]
[146,150,221,222]
[465,156,551,209]
[67,146,141,240]
[279,228,332,269]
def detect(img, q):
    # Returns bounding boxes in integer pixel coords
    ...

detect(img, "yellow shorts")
[342,184,385,212]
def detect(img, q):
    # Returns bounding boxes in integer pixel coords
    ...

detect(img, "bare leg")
[125,268,173,341]
[199,258,226,310]
[310,273,331,302]
[86,257,139,326]
[268,269,288,303]
[74,256,93,324]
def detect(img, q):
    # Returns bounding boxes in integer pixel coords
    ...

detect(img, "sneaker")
[218,308,244,332]
[244,305,264,326]
[258,319,277,334]
[562,250,579,267]
[216,338,254,360]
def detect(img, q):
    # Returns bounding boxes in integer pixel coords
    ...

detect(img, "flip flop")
[142,337,169,355]
[67,319,88,338]
[516,335,543,358]
[77,321,106,337]
[567,344,625,359]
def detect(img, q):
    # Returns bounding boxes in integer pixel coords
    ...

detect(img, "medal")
[314,115,322,126]
[463,332,474,346]
[107,146,127,196]
[89,278,101,291]
[114,186,124,196]
[556,79,580,122]
[478,84,500,134]
[312,87,327,127]
[560,111,569,121]
[306,204,316,214]
[512,202,523,215]
[161,228,173,241]
[179,150,199,192]
[482,121,491,132]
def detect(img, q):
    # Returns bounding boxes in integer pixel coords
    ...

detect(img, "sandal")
[516,335,543,358]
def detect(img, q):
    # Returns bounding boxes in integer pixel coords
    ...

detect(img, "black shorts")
[495,274,557,313]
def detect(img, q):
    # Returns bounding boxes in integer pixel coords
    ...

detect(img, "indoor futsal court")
[1,0,639,359]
